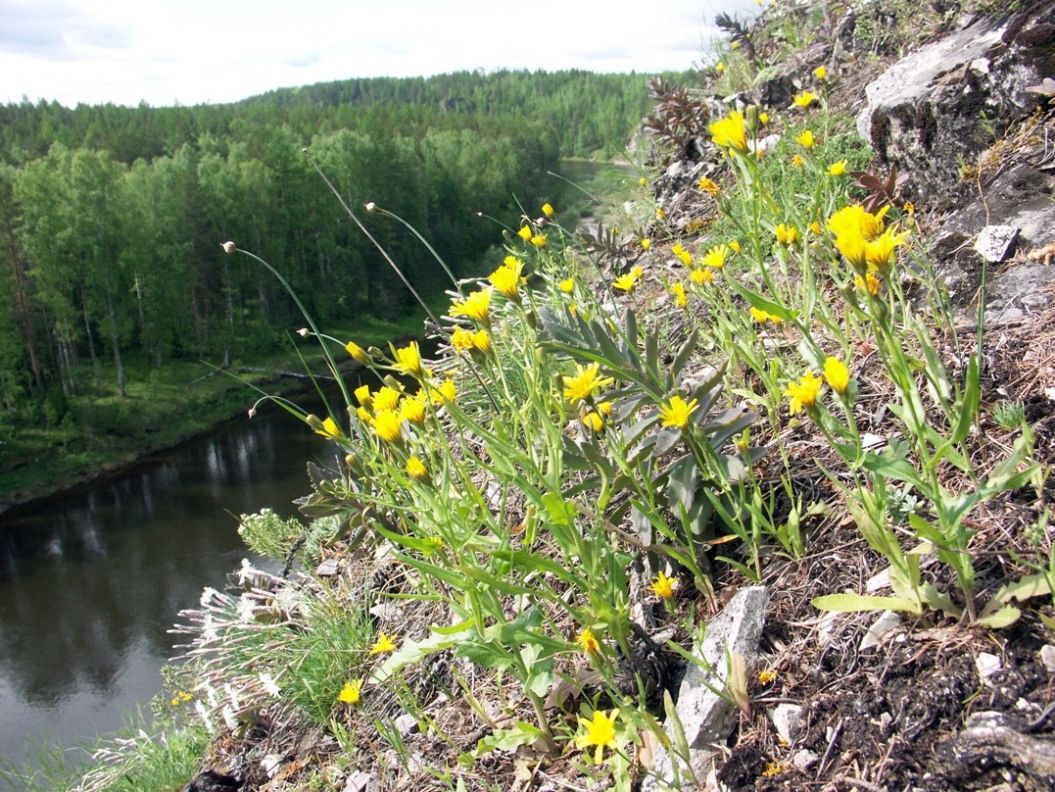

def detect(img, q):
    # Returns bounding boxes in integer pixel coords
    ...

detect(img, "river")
[0,397,342,779]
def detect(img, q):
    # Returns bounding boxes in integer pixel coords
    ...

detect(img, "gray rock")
[792,749,819,771]
[860,609,902,650]
[772,703,804,744]
[642,587,768,791]
[974,225,1020,263]
[1040,644,1055,674]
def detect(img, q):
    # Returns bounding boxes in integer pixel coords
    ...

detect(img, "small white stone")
[772,703,804,744]
[1040,644,1055,674]
[860,610,901,650]
[974,225,1019,263]
[976,651,1002,684]
[792,749,819,770]
[394,713,419,736]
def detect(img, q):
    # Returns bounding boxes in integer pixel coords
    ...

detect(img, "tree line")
[0,70,676,433]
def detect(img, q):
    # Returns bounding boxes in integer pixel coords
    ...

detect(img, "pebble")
[1039,644,1055,674]
[976,652,1002,684]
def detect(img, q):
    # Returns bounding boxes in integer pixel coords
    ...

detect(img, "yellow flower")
[703,243,729,269]
[345,341,371,365]
[372,385,402,412]
[828,160,847,176]
[834,230,868,272]
[758,668,778,685]
[598,401,613,417]
[530,234,547,248]
[393,341,422,376]
[796,129,815,148]
[784,371,823,415]
[676,248,693,267]
[373,409,403,442]
[563,362,615,402]
[581,411,603,432]
[406,456,428,480]
[576,709,620,765]
[792,154,804,168]
[559,277,575,293]
[749,306,782,325]
[399,395,426,425]
[758,111,770,125]
[449,289,491,323]
[715,61,726,74]
[640,238,651,250]
[338,679,362,705]
[709,110,748,153]
[517,225,532,241]
[762,761,789,777]
[542,202,555,218]
[431,377,457,404]
[370,633,397,655]
[793,91,816,108]
[698,176,721,194]
[656,207,665,219]
[357,405,373,424]
[814,65,827,80]
[639,176,647,186]
[775,223,799,246]
[613,273,638,292]
[649,570,676,600]
[671,282,688,308]
[488,257,523,301]
[904,201,915,216]
[810,221,823,236]
[314,416,341,440]
[659,394,700,430]
[855,271,882,295]
[631,265,643,279]
[577,627,600,654]
[729,239,741,254]
[354,384,372,408]
[451,325,476,352]
[823,357,850,395]
[689,268,714,285]
[472,329,491,354]
[865,226,909,272]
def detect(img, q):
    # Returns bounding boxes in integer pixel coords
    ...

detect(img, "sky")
[0,0,760,108]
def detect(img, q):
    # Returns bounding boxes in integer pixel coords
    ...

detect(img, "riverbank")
[0,313,425,518]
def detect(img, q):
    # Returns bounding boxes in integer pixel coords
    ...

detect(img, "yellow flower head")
[314,416,341,440]
[542,202,555,218]
[775,223,799,246]
[671,282,688,308]
[823,357,850,395]
[581,411,603,432]
[639,176,647,186]
[449,289,491,323]
[703,243,729,269]
[613,273,638,293]
[659,394,700,430]
[698,176,721,194]
[796,129,815,149]
[758,668,778,685]
[372,385,402,413]
[472,329,491,354]
[810,221,823,236]
[576,709,620,765]
[793,91,816,109]
[338,679,362,705]
[577,627,600,654]
[729,239,741,254]
[828,160,847,176]
[370,632,397,655]
[345,341,371,365]
[709,110,748,153]
[759,111,770,125]
[450,325,476,352]
[431,377,457,405]
[373,409,403,443]
[640,238,652,250]
[784,371,823,415]
[517,224,532,241]
[676,248,693,267]
[649,570,676,600]
[488,257,523,300]
[563,362,614,403]
[399,394,426,425]
[865,226,909,272]
[715,61,726,74]
[689,268,713,285]
[792,154,805,168]
[406,456,428,480]
[559,277,575,293]
[854,271,882,295]
[393,341,423,376]
[814,65,827,80]
[354,384,372,408]
[834,230,868,272]
[530,234,547,248]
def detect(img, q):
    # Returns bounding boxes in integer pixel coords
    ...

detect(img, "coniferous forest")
[0,69,679,494]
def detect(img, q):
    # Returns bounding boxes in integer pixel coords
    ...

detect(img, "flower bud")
[221,241,237,254]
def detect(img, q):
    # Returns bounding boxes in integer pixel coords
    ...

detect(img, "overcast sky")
[0,0,760,108]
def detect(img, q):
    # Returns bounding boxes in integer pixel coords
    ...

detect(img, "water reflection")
[0,403,342,775]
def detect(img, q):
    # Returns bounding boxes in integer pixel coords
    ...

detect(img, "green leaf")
[812,592,923,614]
[543,492,576,526]
[975,604,1021,629]
[476,722,543,755]
[951,353,979,444]
[728,278,799,323]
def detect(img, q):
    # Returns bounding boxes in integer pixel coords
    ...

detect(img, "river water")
[0,398,342,777]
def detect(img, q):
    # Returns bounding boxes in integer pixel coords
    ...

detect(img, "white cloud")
[0,0,760,107]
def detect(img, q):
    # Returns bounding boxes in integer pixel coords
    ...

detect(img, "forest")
[0,70,676,466]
